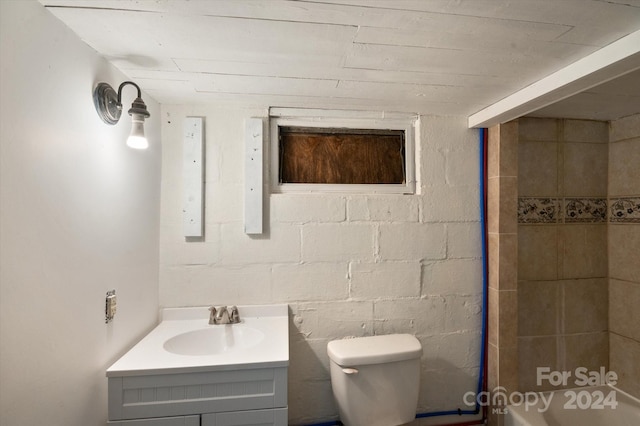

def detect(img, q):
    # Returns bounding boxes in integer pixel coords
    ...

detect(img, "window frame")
[269,109,417,194]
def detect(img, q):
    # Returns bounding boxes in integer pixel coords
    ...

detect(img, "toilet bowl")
[327,334,422,426]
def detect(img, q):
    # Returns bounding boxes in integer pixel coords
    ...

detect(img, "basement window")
[270,109,416,194]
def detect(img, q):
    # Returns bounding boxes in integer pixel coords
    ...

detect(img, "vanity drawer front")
[202,408,287,426]
[107,415,200,425]
[108,367,287,421]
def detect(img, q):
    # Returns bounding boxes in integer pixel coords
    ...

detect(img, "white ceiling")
[530,67,640,120]
[40,0,640,122]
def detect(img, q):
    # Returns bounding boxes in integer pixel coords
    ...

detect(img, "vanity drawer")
[107,415,199,425]
[108,367,287,421]
[202,408,287,426]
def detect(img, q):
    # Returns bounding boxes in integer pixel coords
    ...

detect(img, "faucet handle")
[229,305,240,323]
[208,306,217,325]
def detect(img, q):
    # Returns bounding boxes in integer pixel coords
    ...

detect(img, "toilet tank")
[327,334,422,426]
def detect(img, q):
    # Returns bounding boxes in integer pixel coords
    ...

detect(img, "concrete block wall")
[159,106,483,424]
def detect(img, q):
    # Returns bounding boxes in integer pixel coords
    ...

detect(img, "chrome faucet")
[208,306,217,324]
[216,306,230,324]
[208,305,240,325]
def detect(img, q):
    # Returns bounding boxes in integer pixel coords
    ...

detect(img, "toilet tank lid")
[327,334,422,366]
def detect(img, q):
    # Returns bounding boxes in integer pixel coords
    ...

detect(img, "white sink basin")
[163,325,265,356]
[106,304,289,376]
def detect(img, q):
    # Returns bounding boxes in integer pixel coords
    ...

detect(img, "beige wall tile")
[488,342,499,391]
[610,113,640,143]
[490,288,518,348]
[500,177,518,234]
[489,177,518,234]
[609,279,640,342]
[488,177,500,234]
[487,343,518,414]
[518,281,559,337]
[609,333,640,398]
[609,224,640,283]
[489,233,499,291]
[498,233,518,290]
[488,124,501,179]
[487,408,504,426]
[518,141,558,197]
[498,345,519,394]
[559,225,607,279]
[489,288,499,347]
[487,121,518,177]
[563,142,608,197]
[518,336,559,392]
[564,119,608,143]
[518,225,558,281]
[500,120,519,177]
[609,138,640,197]
[563,278,608,334]
[519,117,558,142]
[487,344,504,426]
[563,332,609,374]
[498,290,518,348]
[488,121,518,179]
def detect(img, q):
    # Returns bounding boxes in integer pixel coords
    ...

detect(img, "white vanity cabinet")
[106,305,289,426]
[107,367,287,425]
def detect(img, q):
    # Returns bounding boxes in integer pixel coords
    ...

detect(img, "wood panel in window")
[278,127,405,184]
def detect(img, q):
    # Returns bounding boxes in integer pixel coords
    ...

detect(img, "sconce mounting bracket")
[93,82,122,125]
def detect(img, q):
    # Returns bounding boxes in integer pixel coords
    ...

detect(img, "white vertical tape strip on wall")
[183,117,204,238]
[244,118,264,234]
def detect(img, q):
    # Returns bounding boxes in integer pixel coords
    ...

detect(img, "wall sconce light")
[93,81,150,149]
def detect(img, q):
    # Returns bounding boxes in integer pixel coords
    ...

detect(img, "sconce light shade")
[127,113,149,149]
[93,81,151,149]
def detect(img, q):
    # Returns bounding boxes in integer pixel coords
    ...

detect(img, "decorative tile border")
[610,197,640,223]
[518,197,640,224]
[564,198,607,223]
[518,197,559,223]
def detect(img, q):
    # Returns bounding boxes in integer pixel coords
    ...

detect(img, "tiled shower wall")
[517,118,609,392]
[487,122,519,426]
[608,113,640,398]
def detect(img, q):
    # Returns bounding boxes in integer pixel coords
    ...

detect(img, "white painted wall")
[0,1,161,425]
[159,105,484,424]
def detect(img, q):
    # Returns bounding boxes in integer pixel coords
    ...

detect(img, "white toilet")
[327,334,422,426]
